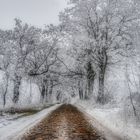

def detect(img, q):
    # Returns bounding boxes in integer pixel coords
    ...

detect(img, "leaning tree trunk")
[97,48,107,104]
[13,75,22,103]
[56,91,62,101]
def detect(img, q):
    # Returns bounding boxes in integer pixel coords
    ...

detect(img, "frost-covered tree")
[0,30,13,106]
[11,19,41,103]
[0,20,65,105]
[27,24,62,103]
[59,0,140,104]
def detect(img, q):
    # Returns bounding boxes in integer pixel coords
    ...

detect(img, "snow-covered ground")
[77,101,140,140]
[0,104,59,140]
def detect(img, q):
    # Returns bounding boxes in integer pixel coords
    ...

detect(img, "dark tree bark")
[49,80,53,98]
[13,75,22,103]
[3,75,9,107]
[97,69,105,103]
[78,80,84,99]
[85,61,96,99]
[97,48,108,104]
[41,78,48,102]
[56,91,61,101]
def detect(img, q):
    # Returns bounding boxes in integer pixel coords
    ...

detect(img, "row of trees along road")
[0,0,140,106]
[0,19,63,106]
[59,0,140,104]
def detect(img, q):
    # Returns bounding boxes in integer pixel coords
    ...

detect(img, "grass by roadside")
[0,102,61,117]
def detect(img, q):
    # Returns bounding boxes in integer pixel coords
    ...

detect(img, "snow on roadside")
[0,104,60,140]
[76,101,140,140]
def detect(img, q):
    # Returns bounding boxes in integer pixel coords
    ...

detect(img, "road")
[22,104,105,140]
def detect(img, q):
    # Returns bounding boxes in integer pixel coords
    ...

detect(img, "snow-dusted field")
[0,104,59,140]
[77,101,140,140]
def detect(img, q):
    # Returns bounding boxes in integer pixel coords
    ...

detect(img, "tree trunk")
[41,79,48,103]
[48,80,53,102]
[78,80,84,99]
[97,70,105,104]
[13,75,22,103]
[84,84,89,99]
[56,91,61,101]
[41,84,45,100]
[97,48,107,104]
[85,61,95,99]
[3,75,9,107]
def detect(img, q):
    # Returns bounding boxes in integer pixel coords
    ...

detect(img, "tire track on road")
[22,104,106,140]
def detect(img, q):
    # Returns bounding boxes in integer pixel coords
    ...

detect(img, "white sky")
[0,0,68,29]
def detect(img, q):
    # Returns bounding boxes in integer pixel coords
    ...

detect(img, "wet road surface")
[22,104,106,140]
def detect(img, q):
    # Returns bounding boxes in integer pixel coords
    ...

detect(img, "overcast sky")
[0,0,68,29]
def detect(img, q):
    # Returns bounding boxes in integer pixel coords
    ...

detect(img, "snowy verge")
[75,101,140,140]
[0,104,60,140]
